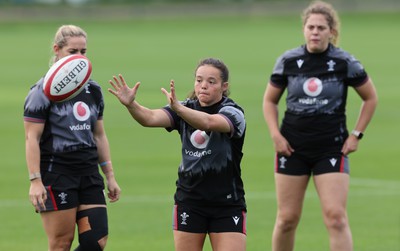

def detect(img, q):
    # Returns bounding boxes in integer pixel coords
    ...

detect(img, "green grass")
[1,11,399,251]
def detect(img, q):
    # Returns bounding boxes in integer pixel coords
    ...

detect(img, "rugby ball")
[43,54,92,102]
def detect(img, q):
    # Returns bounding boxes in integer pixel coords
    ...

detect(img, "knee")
[77,232,108,251]
[75,207,109,251]
[324,209,349,231]
[275,213,301,233]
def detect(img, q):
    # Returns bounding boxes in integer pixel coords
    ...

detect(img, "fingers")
[342,147,355,156]
[170,80,175,94]
[341,138,358,156]
[107,88,117,96]
[274,136,294,157]
[118,74,126,86]
[108,74,124,88]
[107,81,118,96]
[108,79,118,90]
[132,81,141,93]
[166,80,177,101]
[341,144,347,155]
[161,88,168,96]
[31,196,38,209]
[279,149,293,157]
[108,74,140,91]
[38,194,47,211]
[107,183,121,203]
[31,193,47,212]
[161,80,175,94]
[113,75,122,87]
[108,189,121,203]
[287,144,295,154]
[109,75,121,89]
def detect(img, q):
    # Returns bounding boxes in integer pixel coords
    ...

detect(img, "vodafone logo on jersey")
[73,101,90,121]
[303,77,323,97]
[69,101,91,131]
[190,130,210,149]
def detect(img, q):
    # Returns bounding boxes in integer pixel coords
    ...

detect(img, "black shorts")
[172,203,247,234]
[39,171,106,212]
[275,149,350,176]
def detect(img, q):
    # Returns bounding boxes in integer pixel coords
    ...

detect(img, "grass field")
[0,8,399,251]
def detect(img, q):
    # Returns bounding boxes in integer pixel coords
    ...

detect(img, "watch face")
[352,130,363,139]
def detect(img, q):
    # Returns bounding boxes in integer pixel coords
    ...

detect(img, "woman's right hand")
[272,133,294,157]
[29,179,47,212]
[108,74,140,108]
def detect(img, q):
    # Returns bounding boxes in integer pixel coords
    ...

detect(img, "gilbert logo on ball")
[43,54,92,102]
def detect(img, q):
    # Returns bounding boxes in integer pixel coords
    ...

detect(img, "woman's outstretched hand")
[108,74,140,107]
[161,80,181,111]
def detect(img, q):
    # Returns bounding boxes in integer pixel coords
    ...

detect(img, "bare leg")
[314,173,353,251]
[272,174,310,251]
[209,232,246,251]
[41,207,77,251]
[173,230,207,251]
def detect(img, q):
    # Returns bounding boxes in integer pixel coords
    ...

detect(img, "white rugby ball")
[43,54,92,102]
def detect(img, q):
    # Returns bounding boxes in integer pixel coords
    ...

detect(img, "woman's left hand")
[161,80,181,111]
[341,136,359,156]
[106,179,121,203]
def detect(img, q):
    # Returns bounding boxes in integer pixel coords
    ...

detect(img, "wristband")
[99,161,111,167]
[29,172,41,181]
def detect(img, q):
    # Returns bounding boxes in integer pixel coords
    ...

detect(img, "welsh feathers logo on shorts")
[190,130,210,149]
[73,101,90,121]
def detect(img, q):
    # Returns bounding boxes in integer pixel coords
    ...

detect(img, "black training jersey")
[164,97,246,207]
[23,78,103,175]
[270,44,368,149]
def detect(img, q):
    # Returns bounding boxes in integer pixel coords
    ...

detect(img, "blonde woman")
[24,25,121,251]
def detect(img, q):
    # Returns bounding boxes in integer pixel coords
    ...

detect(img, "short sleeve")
[270,54,288,88]
[219,106,246,138]
[23,81,51,123]
[345,55,368,87]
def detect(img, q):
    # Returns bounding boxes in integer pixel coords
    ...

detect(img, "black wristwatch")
[351,130,364,140]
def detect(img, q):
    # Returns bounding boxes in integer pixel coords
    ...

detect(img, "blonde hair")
[51,25,87,64]
[302,1,341,46]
